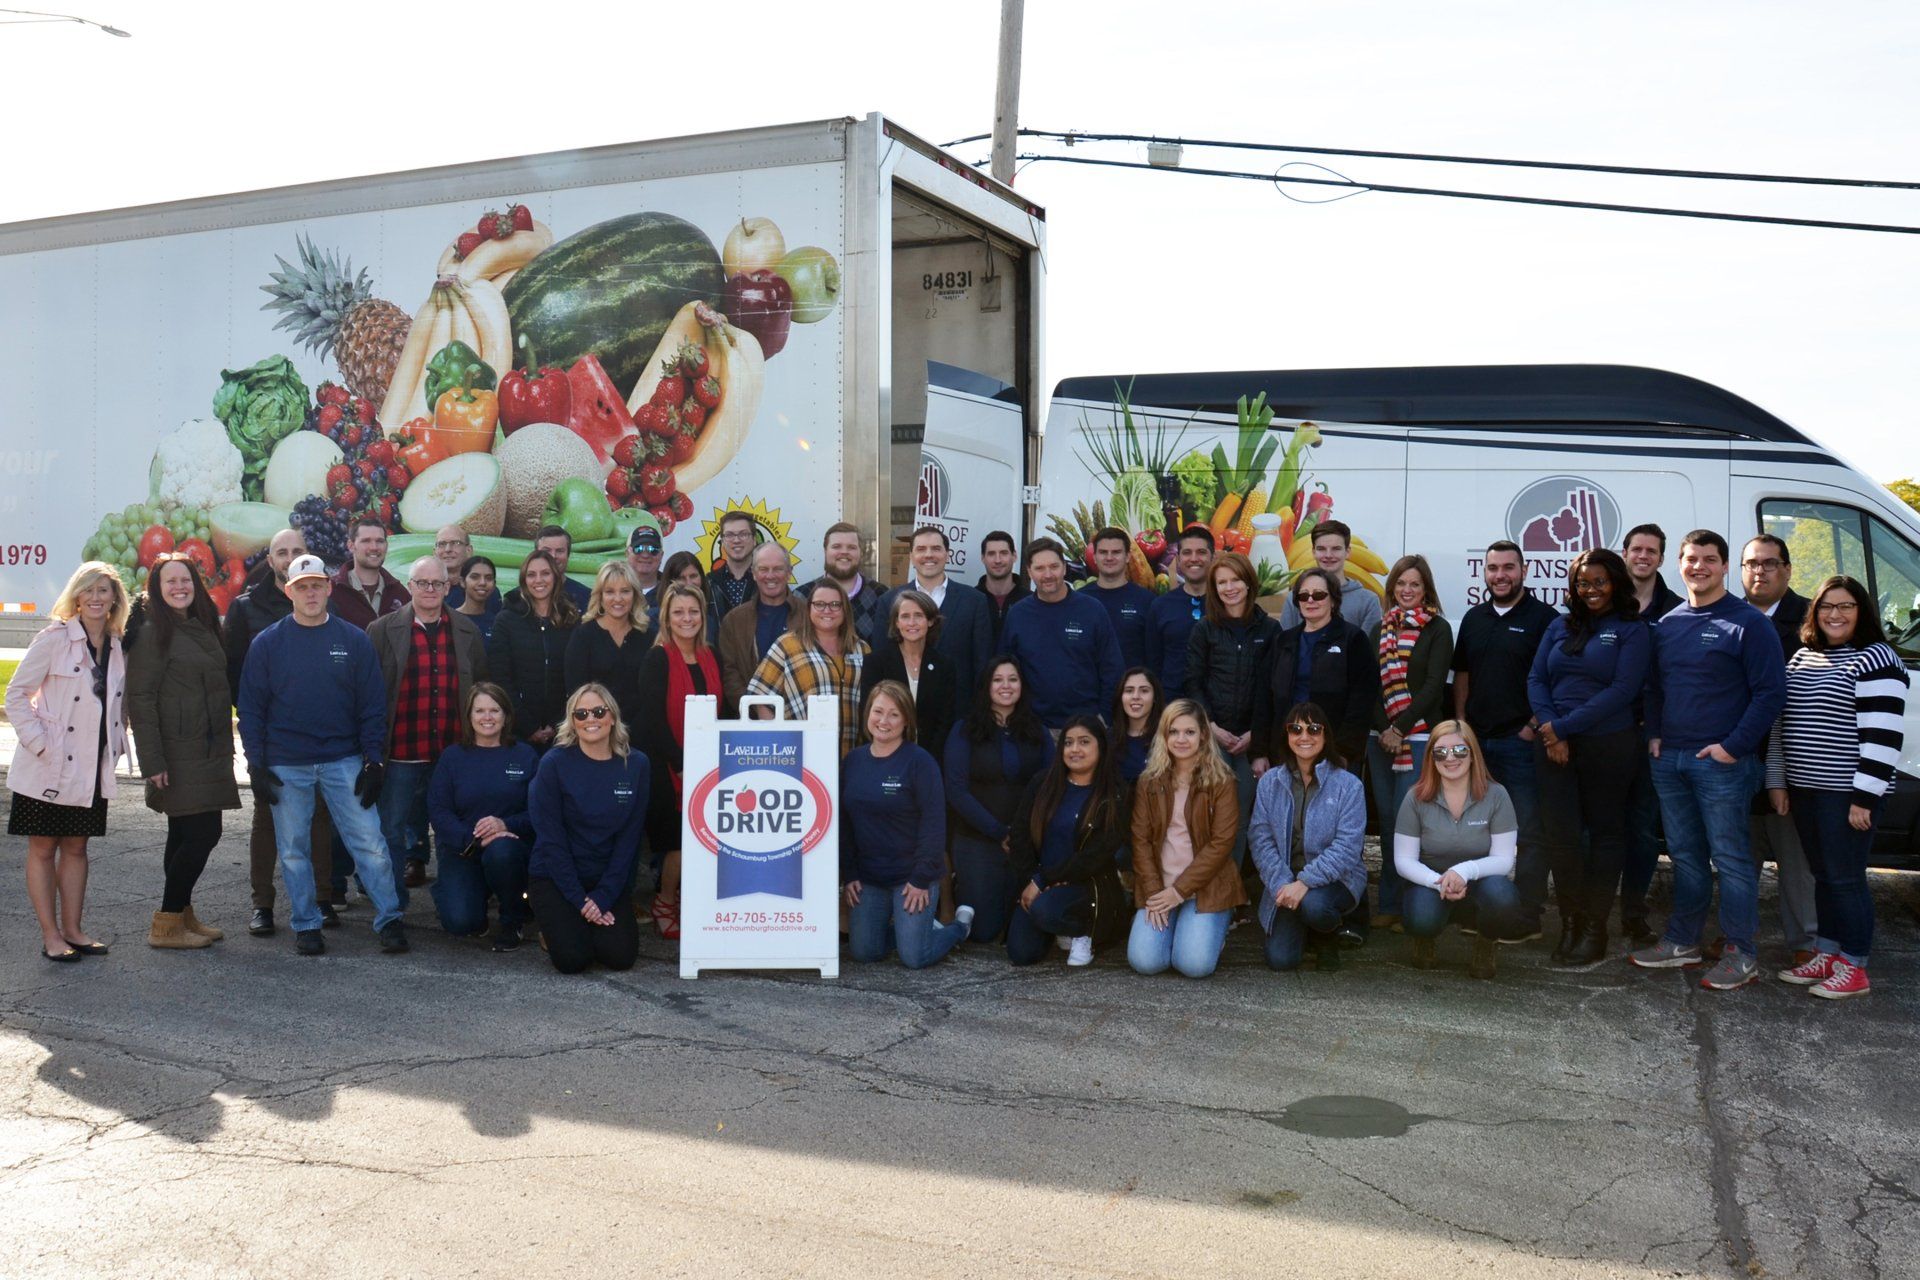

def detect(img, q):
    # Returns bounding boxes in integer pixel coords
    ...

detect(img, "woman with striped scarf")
[1765,574,1909,1000]
[1366,555,1454,931]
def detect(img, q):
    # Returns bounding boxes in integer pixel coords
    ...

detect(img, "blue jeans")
[1650,751,1762,956]
[1481,733,1545,922]
[1007,883,1094,965]
[379,760,436,907]
[847,883,966,969]
[1619,743,1662,925]
[1127,901,1231,977]
[1788,787,1876,963]
[952,832,1019,945]
[1401,876,1526,940]
[1365,735,1426,916]
[430,835,530,935]
[1265,882,1357,970]
[269,758,402,934]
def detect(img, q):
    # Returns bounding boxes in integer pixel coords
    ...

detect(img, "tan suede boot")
[180,905,224,941]
[149,911,213,949]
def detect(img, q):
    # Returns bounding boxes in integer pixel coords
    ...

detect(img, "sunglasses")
[571,706,610,722]
[1286,721,1325,735]
[1432,744,1472,761]
[1294,590,1331,603]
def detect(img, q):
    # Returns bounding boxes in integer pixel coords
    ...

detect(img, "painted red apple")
[723,270,793,358]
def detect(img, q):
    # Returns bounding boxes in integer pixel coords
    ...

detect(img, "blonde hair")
[652,581,712,650]
[1137,698,1233,790]
[52,561,131,636]
[584,560,645,625]
[553,682,630,757]
[1412,719,1491,803]
[862,679,918,745]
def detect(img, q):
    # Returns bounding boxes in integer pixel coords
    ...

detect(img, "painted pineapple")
[260,235,411,404]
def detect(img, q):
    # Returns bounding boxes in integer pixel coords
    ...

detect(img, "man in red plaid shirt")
[368,557,490,898]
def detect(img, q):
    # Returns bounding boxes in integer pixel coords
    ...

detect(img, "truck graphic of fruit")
[260,236,412,405]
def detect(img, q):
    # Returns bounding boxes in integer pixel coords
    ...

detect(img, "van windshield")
[1760,499,1920,661]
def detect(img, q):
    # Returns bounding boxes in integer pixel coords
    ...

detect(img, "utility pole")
[990,0,1024,185]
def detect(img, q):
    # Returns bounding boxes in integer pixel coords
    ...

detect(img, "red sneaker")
[1810,960,1870,1001]
[1778,952,1838,986]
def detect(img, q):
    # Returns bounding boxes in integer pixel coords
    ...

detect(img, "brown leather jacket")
[1129,774,1247,914]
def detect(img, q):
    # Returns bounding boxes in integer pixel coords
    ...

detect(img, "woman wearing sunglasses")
[127,553,242,950]
[1254,568,1378,773]
[1007,715,1131,967]
[1527,548,1648,965]
[1392,720,1526,978]
[1126,699,1244,977]
[526,683,650,973]
[8,561,131,962]
[428,682,538,951]
[1248,704,1368,971]
[1366,555,1453,932]
[1766,574,1909,1000]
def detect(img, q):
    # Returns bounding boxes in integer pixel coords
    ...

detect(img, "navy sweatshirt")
[1143,587,1208,696]
[528,745,650,911]
[944,723,1051,843]
[1086,582,1155,671]
[840,743,946,889]
[238,614,386,770]
[1527,616,1651,739]
[1644,594,1786,758]
[1037,783,1092,882]
[1001,591,1125,728]
[428,741,539,853]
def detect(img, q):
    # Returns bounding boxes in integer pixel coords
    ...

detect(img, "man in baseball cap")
[625,515,664,633]
[236,553,408,956]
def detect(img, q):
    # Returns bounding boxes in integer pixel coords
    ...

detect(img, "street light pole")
[990,0,1024,186]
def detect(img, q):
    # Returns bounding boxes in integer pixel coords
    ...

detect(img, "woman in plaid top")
[745,577,869,755]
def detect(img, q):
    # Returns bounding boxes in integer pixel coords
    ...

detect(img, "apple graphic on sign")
[723,217,787,278]
[777,246,840,324]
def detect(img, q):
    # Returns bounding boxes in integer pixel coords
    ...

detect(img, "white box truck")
[0,113,1044,627]
[1032,365,1920,860]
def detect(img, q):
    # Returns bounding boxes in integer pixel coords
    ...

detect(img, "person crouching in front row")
[1006,715,1131,967]
[1248,703,1368,973]
[526,683,649,974]
[1126,699,1246,979]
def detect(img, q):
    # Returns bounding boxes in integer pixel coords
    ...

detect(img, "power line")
[944,128,1920,191]
[1009,153,1920,235]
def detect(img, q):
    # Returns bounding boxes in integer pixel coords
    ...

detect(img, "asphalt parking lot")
[3,788,1917,1280]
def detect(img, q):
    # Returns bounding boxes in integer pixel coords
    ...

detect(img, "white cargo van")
[1031,364,1920,861]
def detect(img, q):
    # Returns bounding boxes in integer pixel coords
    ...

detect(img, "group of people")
[6,506,1904,999]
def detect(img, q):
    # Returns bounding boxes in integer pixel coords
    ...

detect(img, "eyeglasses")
[434,539,469,551]
[1294,590,1331,603]
[1574,580,1611,594]
[410,579,448,590]
[811,601,845,612]
[1286,721,1325,735]
[1741,559,1785,572]
[721,530,755,542]
[1816,601,1860,614]
[1432,744,1472,761]
[571,706,610,721]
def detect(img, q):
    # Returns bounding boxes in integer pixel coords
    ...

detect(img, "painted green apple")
[541,476,616,545]
[777,246,840,324]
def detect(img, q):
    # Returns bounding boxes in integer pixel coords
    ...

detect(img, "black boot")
[1551,913,1584,963]
[1570,919,1609,966]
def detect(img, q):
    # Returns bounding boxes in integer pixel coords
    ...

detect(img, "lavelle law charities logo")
[916,453,951,519]
[1506,475,1620,555]
[687,730,833,900]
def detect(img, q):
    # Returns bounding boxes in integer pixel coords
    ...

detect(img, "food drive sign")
[679,695,840,978]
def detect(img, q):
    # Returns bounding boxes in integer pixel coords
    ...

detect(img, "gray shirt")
[1392,781,1517,885]
[1280,573,1384,634]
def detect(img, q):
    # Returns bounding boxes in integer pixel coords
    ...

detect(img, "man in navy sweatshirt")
[1143,526,1214,696]
[1085,526,1155,670]
[1001,538,1125,731]
[239,555,407,957]
[1631,530,1785,990]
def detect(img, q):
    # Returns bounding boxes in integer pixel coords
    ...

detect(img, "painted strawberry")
[649,507,677,536]
[509,203,534,232]
[681,400,708,430]
[666,492,693,523]
[317,404,344,432]
[664,419,699,465]
[639,465,676,507]
[317,382,351,407]
[692,375,721,409]
[675,342,709,381]
[612,436,642,470]
[651,377,686,410]
[387,462,411,493]
[365,439,395,468]
[454,230,484,260]
[326,463,353,493]
[606,470,632,502]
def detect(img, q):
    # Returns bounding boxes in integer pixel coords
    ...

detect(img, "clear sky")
[3,0,1915,478]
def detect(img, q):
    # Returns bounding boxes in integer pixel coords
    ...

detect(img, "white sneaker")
[1056,934,1072,951]
[953,905,975,938]
[1066,935,1094,967]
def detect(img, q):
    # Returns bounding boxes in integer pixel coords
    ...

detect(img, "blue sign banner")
[713,730,808,900]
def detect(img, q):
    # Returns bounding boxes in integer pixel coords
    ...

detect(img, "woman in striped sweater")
[1766,574,1908,1000]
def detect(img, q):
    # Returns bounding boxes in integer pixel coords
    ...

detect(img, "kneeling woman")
[1126,699,1244,978]
[1247,704,1368,972]
[527,683,650,974]
[841,680,971,968]
[1392,719,1525,978]
[429,683,538,951]
[1007,716,1130,967]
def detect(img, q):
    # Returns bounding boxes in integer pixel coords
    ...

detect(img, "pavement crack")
[1685,983,1760,1276]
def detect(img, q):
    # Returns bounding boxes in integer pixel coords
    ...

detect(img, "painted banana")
[627,301,765,495]
[435,222,553,284]
[379,283,454,430]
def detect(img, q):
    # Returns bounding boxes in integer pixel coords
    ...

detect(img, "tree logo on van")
[917,454,951,520]
[1507,476,1619,555]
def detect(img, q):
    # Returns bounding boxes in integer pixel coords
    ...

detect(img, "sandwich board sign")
[679,694,841,979]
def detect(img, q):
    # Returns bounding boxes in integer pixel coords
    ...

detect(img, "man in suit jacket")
[367,557,489,894]
[1738,533,1816,963]
[884,526,993,705]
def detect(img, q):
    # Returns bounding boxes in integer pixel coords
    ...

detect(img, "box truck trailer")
[1031,364,1920,862]
[0,113,1045,629]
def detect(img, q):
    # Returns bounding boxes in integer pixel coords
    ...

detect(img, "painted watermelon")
[503,213,724,397]
[565,355,636,468]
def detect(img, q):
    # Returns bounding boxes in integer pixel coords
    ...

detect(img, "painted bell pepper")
[497,339,572,436]
[423,341,497,425]
[433,385,499,454]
